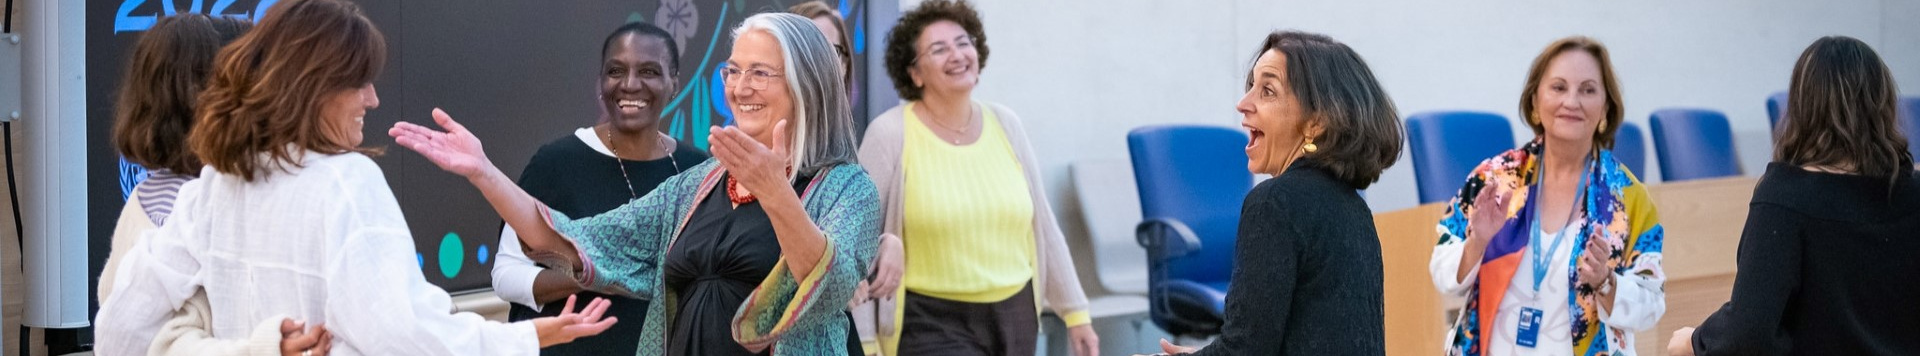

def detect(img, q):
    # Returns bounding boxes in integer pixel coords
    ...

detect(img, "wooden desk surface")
[1375,176,1756,356]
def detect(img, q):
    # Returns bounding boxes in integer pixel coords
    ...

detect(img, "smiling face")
[724,29,794,145]
[1236,49,1320,175]
[320,83,379,147]
[600,33,676,133]
[908,20,978,98]
[1531,50,1608,150]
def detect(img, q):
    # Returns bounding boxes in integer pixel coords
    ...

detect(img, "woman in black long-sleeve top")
[1157,30,1404,356]
[1669,36,1920,356]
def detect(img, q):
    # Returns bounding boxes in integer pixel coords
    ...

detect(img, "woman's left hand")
[1069,325,1100,356]
[1577,233,1616,290]
[709,121,793,197]
[1668,327,1697,356]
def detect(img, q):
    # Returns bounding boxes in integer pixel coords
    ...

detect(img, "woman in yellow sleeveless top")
[852,1,1097,355]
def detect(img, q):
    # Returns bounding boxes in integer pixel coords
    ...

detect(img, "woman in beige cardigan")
[851,1,1096,355]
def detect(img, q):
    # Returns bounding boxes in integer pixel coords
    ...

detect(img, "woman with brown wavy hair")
[99,13,329,356]
[1669,36,1920,356]
[94,0,615,354]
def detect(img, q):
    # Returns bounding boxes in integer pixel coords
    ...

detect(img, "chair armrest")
[1136,218,1203,259]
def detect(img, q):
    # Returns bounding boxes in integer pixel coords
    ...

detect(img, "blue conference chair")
[1614,122,1649,180]
[1406,111,1517,204]
[1767,91,1789,130]
[1126,125,1251,339]
[1651,108,1742,181]
[1902,97,1920,159]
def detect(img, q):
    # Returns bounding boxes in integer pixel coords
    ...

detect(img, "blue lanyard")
[1529,159,1589,293]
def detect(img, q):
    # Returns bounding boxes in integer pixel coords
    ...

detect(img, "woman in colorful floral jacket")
[1428,36,1667,356]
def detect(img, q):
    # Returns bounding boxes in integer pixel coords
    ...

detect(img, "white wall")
[903,0,1918,215]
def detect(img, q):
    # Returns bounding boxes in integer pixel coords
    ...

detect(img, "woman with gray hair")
[389,12,879,356]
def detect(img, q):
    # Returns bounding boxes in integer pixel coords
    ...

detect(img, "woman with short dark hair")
[1158,30,1402,356]
[1669,36,1920,356]
[1429,36,1666,356]
[488,21,710,356]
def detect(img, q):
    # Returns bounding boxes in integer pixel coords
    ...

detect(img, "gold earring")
[1303,138,1318,153]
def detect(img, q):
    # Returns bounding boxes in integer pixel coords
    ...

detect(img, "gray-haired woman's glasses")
[722,64,785,90]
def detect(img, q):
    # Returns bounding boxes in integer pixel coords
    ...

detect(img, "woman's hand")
[389,108,495,180]
[708,121,793,198]
[1069,325,1100,356]
[1577,231,1617,289]
[866,233,905,300]
[1668,327,1697,356]
[1158,338,1197,355]
[279,319,330,356]
[1466,182,1511,245]
[1458,182,1512,280]
[532,295,618,348]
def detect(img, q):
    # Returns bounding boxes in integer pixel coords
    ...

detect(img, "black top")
[663,172,815,356]
[506,132,707,356]
[1692,163,1920,356]
[1191,159,1386,355]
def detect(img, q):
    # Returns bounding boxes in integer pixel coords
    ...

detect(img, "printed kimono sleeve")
[731,169,884,351]
[542,167,701,298]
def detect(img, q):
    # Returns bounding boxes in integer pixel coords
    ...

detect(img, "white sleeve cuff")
[1600,269,1666,331]
[491,225,546,312]
[1430,239,1479,296]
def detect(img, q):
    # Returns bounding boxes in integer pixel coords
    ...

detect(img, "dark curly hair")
[883,0,988,101]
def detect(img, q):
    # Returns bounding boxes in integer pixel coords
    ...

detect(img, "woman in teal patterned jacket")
[391,13,877,355]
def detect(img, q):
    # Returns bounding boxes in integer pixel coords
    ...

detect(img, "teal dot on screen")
[438,232,464,279]
[477,244,491,264]
[417,253,424,268]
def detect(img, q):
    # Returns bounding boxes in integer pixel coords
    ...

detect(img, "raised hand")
[389,108,494,179]
[708,120,794,196]
[1577,230,1617,289]
[533,295,619,348]
[1467,181,1512,245]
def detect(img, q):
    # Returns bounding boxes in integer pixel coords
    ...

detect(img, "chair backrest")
[1126,125,1250,285]
[1650,108,1742,181]
[1767,91,1789,131]
[1070,159,1148,295]
[1613,121,1650,181]
[1902,97,1920,159]
[1405,111,1516,204]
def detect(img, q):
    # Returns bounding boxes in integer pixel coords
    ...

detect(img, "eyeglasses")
[721,64,785,90]
[914,35,974,65]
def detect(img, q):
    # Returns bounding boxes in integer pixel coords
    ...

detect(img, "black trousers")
[897,283,1038,356]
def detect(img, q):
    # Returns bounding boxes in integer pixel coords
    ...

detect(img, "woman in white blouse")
[94,0,615,354]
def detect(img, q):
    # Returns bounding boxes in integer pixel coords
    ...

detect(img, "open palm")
[389,108,492,178]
